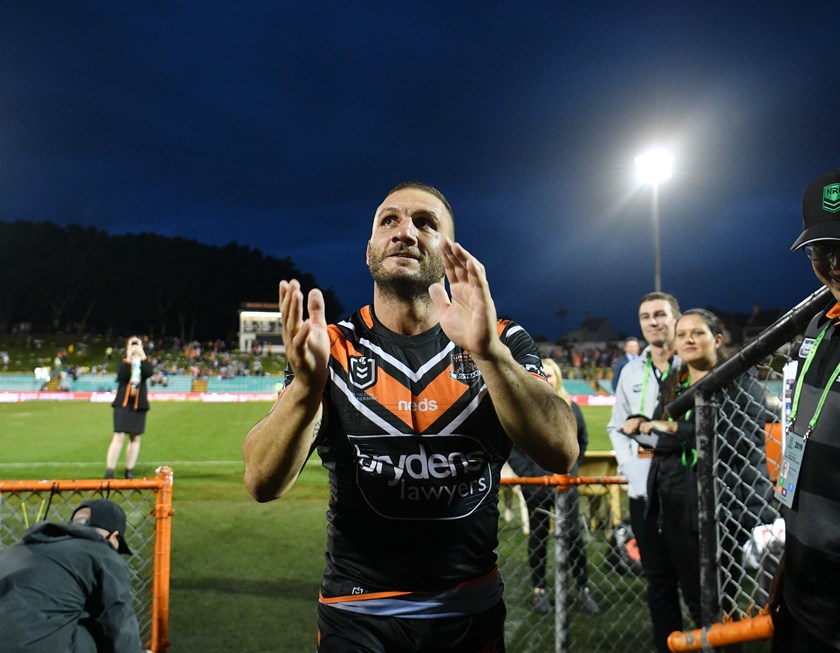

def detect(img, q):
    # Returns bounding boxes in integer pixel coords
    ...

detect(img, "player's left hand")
[429,238,501,360]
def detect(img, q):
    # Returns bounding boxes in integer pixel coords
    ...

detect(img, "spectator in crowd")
[242,181,578,652]
[105,336,153,480]
[612,337,641,392]
[508,357,599,615]
[772,168,840,652]
[607,292,680,642]
[624,308,774,653]
[0,499,144,653]
[608,300,680,527]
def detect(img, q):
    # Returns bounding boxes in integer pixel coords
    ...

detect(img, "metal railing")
[0,466,174,652]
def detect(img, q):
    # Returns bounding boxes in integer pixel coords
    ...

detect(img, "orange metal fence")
[0,466,174,652]
[668,612,774,651]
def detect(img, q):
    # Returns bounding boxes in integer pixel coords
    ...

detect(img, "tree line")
[0,220,343,342]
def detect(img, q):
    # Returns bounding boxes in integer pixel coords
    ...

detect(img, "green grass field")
[0,401,622,652]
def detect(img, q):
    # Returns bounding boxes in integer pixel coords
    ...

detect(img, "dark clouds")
[0,2,838,338]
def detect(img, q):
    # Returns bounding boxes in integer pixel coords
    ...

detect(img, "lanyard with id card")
[776,429,806,508]
[777,321,840,508]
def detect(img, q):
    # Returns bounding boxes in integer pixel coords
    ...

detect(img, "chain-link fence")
[713,370,783,617]
[500,474,662,652]
[498,374,785,653]
[500,288,836,652]
[0,467,174,652]
[668,366,783,652]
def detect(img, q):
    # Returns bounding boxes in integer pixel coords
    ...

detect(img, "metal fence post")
[695,391,720,629]
[554,487,570,652]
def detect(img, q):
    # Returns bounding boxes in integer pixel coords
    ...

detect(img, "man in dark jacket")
[0,499,145,653]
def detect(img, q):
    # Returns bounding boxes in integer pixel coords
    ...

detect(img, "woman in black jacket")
[624,309,775,653]
[105,336,153,479]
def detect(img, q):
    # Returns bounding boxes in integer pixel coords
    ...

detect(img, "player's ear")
[365,241,371,266]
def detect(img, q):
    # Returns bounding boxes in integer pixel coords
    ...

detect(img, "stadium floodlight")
[635,148,673,185]
[635,148,674,292]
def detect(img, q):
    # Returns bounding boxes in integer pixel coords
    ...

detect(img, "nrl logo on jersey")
[349,355,377,390]
[450,351,481,385]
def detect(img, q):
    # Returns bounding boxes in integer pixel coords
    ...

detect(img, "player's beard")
[368,243,445,302]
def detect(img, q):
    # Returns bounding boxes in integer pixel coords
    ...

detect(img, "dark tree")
[0,220,343,340]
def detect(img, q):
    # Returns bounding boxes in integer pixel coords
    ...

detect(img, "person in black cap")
[0,498,145,653]
[771,168,840,653]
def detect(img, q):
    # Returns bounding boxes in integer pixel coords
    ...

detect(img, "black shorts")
[317,599,506,653]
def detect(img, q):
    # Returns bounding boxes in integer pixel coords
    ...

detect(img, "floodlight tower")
[635,149,674,292]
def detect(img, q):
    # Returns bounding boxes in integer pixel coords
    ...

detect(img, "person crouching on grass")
[0,499,145,652]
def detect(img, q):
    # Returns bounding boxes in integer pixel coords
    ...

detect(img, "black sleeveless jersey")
[287,305,544,598]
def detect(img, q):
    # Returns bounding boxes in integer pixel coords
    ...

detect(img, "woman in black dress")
[105,336,153,479]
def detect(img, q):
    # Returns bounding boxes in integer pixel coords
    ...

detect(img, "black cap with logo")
[791,169,840,251]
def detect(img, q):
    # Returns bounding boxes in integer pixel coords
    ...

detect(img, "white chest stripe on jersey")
[330,365,489,435]
[436,384,488,436]
[330,368,402,436]
[357,337,456,382]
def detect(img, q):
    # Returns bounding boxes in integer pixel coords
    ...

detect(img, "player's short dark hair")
[386,181,455,235]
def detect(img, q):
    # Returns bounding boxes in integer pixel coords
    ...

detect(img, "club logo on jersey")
[349,434,493,520]
[349,355,377,390]
[450,351,481,386]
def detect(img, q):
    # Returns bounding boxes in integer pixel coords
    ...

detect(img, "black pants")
[629,496,648,561]
[316,600,506,653]
[521,486,589,591]
[643,491,702,653]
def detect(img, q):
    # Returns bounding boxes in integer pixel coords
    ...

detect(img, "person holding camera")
[105,336,153,479]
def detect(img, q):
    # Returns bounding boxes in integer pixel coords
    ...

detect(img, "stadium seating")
[563,379,599,395]
[67,376,117,392]
[0,372,283,393]
[0,374,44,391]
[148,376,194,393]
[205,376,280,393]
[597,379,615,394]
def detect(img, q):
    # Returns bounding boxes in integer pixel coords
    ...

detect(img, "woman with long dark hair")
[624,308,775,653]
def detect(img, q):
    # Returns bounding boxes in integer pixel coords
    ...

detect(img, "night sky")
[1,3,838,339]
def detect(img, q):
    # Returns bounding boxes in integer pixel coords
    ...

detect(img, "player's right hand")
[279,279,329,389]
